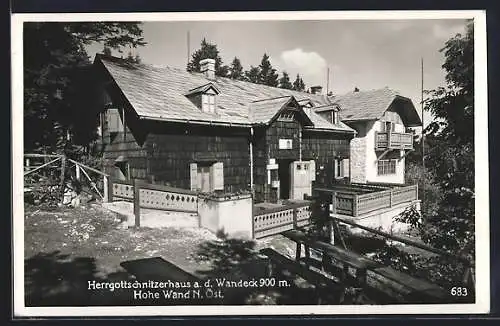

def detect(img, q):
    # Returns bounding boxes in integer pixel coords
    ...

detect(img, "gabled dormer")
[314,104,341,125]
[185,83,220,114]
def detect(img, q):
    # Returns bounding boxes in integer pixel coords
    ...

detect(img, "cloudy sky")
[87,18,469,127]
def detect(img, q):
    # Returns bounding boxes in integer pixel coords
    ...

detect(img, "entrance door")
[278,159,293,200]
[197,166,211,192]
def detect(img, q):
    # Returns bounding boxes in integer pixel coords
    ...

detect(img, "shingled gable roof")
[248,96,313,126]
[94,54,354,133]
[326,87,422,127]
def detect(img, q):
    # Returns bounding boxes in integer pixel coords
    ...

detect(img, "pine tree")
[229,57,244,80]
[278,71,293,89]
[24,22,146,152]
[186,38,227,77]
[258,53,279,87]
[292,74,306,92]
[245,66,260,83]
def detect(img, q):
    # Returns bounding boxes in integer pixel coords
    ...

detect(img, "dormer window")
[185,83,220,114]
[202,91,216,113]
[330,110,339,124]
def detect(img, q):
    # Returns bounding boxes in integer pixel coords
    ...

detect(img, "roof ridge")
[251,95,292,103]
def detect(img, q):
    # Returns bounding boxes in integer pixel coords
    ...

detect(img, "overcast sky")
[87,18,469,128]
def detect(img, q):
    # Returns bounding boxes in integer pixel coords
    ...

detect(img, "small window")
[377,159,397,175]
[335,159,343,178]
[384,121,395,132]
[331,111,339,124]
[202,94,216,113]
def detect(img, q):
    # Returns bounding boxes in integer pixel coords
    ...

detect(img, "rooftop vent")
[310,85,323,95]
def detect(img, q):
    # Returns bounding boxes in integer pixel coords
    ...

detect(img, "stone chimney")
[310,85,323,95]
[200,58,216,80]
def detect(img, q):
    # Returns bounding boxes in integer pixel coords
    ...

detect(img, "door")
[197,166,211,192]
[278,159,293,200]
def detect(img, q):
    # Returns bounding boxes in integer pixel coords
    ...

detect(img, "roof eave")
[139,115,251,127]
[302,127,356,134]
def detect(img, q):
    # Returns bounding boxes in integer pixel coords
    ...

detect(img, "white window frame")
[377,159,397,175]
[202,93,216,113]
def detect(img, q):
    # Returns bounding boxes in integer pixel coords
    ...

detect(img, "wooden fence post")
[330,193,336,245]
[104,176,109,202]
[353,194,358,217]
[59,155,67,204]
[133,178,141,227]
[75,164,81,181]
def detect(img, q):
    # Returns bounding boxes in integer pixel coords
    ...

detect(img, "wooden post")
[353,194,358,217]
[103,176,109,202]
[330,193,336,245]
[389,189,393,207]
[133,178,140,227]
[292,207,298,229]
[59,155,67,204]
[75,164,81,181]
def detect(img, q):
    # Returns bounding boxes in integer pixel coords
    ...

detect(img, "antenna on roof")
[326,67,330,95]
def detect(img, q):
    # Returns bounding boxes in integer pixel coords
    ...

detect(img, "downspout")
[250,127,254,194]
[299,124,303,161]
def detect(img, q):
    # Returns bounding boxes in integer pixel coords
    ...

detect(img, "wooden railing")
[375,131,413,150]
[316,184,419,217]
[24,153,110,202]
[253,202,312,239]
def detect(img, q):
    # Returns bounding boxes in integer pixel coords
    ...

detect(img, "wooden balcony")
[314,183,418,217]
[375,131,413,150]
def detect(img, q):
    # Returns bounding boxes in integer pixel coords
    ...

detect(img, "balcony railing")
[375,131,413,150]
[314,183,418,217]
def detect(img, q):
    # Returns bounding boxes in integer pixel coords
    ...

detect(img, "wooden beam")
[24,157,61,176]
[376,149,391,161]
[334,217,471,266]
[399,149,415,161]
[67,159,109,176]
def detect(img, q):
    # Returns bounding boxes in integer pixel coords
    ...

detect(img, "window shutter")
[309,160,316,181]
[211,162,224,191]
[190,163,198,191]
[107,109,121,132]
[343,159,350,178]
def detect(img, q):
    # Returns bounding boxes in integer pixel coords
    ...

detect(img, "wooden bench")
[281,230,451,304]
[372,266,450,304]
[281,229,378,286]
[259,248,344,304]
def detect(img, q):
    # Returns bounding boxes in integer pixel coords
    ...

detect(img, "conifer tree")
[186,38,228,77]
[229,57,245,80]
[278,71,293,89]
[258,53,279,87]
[292,74,306,91]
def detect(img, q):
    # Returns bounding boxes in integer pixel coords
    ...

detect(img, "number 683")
[450,287,468,296]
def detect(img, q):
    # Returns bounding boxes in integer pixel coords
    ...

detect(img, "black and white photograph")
[12,11,489,316]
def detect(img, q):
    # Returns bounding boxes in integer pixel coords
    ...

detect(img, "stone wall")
[348,121,368,183]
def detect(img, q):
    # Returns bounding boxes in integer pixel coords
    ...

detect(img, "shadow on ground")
[192,231,347,305]
[25,251,135,306]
